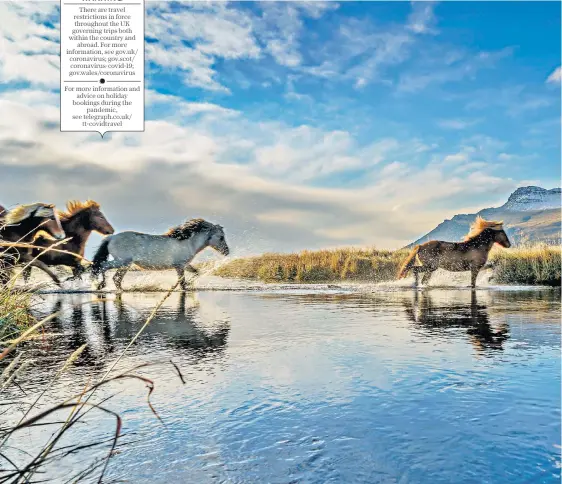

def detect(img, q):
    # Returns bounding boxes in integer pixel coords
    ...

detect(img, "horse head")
[61,200,115,236]
[486,221,511,248]
[208,224,230,256]
[88,206,115,235]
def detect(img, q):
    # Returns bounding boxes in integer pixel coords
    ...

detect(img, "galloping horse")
[91,218,230,291]
[22,200,114,283]
[398,216,511,288]
[0,202,66,285]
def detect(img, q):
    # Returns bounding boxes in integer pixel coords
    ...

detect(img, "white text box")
[60,0,145,136]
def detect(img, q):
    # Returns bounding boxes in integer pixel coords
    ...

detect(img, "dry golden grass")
[215,247,410,283]
[0,286,36,340]
[489,244,561,286]
[215,244,561,286]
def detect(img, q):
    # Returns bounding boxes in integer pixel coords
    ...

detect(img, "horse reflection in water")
[110,293,230,357]
[404,291,509,353]
[37,293,230,372]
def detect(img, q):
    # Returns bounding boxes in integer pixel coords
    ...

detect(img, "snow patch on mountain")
[501,186,561,211]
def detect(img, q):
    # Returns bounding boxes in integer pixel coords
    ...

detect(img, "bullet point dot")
[99,78,106,84]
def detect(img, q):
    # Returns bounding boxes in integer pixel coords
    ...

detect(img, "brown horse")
[398,216,511,288]
[22,200,114,283]
[0,202,66,285]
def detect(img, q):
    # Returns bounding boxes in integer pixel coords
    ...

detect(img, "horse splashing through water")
[91,218,230,291]
[398,216,511,288]
[0,203,66,285]
[22,200,114,283]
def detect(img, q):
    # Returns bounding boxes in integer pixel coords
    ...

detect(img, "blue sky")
[0,1,560,253]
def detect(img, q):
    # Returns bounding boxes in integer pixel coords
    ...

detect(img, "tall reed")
[0,277,186,482]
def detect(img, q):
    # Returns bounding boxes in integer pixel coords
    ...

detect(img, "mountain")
[409,186,561,247]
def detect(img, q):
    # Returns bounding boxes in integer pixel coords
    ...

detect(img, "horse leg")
[22,266,32,284]
[96,271,107,291]
[413,268,420,288]
[62,264,82,283]
[421,271,434,287]
[95,259,129,291]
[0,268,11,287]
[175,266,189,291]
[26,260,61,286]
[185,264,199,275]
[470,267,480,289]
[113,266,130,292]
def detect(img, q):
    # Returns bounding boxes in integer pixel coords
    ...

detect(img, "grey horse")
[91,218,229,291]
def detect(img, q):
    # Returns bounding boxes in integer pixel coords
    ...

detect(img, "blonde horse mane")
[3,203,52,225]
[59,200,100,221]
[464,216,504,241]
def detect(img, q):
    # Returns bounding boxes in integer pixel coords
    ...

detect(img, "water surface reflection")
[404,291,510,352]
[3,288,560,484]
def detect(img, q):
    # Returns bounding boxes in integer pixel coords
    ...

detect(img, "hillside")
[410,186,561,247]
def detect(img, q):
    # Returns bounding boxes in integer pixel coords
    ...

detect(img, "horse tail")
[398,245,420,279]
[91,237,111,275]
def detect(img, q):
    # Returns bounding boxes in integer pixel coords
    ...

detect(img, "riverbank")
[213,244,561,286]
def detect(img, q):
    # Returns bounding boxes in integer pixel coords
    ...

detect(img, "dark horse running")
[22,200,114,283]
[398,217,511,288]
[0,202,66,285]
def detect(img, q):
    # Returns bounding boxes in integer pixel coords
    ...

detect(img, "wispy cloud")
[0,3,59,88]
[546,66,561,84]
[407,1,439,35]
[253,2,338,68]
[398,47,513,93]
[145,3,260,92]
[465,85,555,117]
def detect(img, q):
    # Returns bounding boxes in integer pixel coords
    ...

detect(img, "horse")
[21,200,114,283]
[91,218,230,291]
[0,202,66,285]
[398,216,511,288]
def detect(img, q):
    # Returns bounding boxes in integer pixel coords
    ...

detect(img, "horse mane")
[59,200,100,221]
[3,203,51,225]
[164,218,215,240]
[464,216,504,241]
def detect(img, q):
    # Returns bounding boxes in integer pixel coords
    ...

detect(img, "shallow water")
[2,287,561,483]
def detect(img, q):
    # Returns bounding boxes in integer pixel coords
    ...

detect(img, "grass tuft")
[0,286,36,341]
[489,244,561,286]
[215,247,410,283]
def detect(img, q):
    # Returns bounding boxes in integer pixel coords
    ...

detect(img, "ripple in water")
[2,288,560,483]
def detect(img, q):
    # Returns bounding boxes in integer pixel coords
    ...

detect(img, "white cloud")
[145,3,261,92]
[398,47,513,93]
[407,1,439,35]
[296,2,439,89]
[253,2,338,68]
[546,66,561,84]
[0,85,519,251]
[0,3,59,88]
